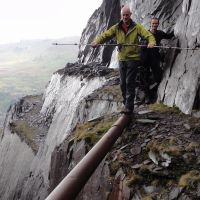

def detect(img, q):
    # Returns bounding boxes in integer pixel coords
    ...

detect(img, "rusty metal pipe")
[45,115,130,200]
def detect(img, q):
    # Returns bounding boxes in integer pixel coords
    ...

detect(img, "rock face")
[49,106,200,200]
[1,0,200,199]
[78,0,121,65]
[0,95,47,200]
[79,0,200,115]
[158,0,200,114]
[0,63,122,200]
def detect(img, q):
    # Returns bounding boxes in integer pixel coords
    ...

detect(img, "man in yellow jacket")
[92,5,156,115]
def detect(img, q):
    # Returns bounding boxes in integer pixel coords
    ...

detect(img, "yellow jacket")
[95,20,156,61]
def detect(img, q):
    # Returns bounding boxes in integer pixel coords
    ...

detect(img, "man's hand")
[91,41,99,48]
[147,43,155,48]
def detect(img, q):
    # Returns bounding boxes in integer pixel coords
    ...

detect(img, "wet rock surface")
[9,95,49,153]
[78,0,121,64]
[56,62,117,80]
[107,106,200,199]
[50,105,200,199]
[78,0,200,114]
[2,0,200,199]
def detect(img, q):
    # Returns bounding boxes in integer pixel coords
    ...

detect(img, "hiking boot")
[126,113,136,130]
[120,107,133,115]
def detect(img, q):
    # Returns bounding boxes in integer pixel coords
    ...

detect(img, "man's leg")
[143,61,151,99]
[119,61,127,106]
[125,60,139,112]
[141,52,152,103]
[151,56,162,83]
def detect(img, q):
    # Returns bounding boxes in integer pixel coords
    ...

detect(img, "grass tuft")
[179,170,200,188]
[10,120,37,153]
[148,103,180,113]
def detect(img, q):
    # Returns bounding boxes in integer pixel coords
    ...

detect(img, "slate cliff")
[79,0,200,115]
[0,0,200,199]
[0,62,122,200]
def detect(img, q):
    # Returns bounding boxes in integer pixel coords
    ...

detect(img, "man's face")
[150,19,159,31]
[121,10,131,24]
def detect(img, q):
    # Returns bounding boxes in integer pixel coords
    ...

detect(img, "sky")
[0,0,103,44]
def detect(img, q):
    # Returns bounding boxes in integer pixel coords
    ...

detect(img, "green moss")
[186,142,199,152]
[169,136,178,145]
[109,152,132,175]
[73,116,117,145]
[148,103,180,113]
[187,117,200,133]
[147,138,183,156]
[188,116,200,125]
[10,120,37,153]
[142,195,153,200]
[179,170,200,188]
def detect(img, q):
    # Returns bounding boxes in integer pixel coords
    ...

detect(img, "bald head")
[121,5,132,15]
[121,5,132,24]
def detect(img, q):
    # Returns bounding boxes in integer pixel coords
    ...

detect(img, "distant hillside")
[0,36,79,70]
[0,36,80,123]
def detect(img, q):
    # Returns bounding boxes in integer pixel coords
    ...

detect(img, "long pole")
[52,42,200,50]
[45,115,131,200]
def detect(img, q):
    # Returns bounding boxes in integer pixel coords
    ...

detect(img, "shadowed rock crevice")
[193,82,200,110]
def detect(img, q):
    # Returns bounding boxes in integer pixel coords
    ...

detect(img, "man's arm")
[91,25,117,48]
[137,24,156,48]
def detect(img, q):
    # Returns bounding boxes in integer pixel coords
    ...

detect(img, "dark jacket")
[141,30,174,60]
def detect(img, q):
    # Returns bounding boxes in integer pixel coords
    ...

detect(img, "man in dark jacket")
[92,5,156,115]
[141,17,174,103]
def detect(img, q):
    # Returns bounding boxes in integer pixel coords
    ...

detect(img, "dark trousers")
[142,52,163,99]
[119,60,140,111]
